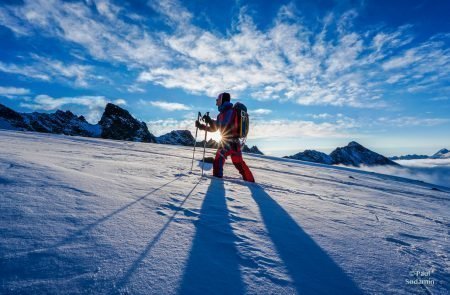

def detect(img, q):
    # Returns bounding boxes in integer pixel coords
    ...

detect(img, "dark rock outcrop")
[242,145,264,155]
[284,149,333,164]
[99,103,156,143]
[0,104,28,129]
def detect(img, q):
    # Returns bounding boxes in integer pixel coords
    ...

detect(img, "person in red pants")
[196,92,255,182]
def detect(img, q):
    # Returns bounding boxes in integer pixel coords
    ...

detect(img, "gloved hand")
[195,120,204,129]
[203,113,212,124]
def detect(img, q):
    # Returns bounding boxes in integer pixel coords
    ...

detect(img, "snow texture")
[285,149,333,165]
[0,130,449,294]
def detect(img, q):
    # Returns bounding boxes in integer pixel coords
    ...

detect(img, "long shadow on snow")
[248,184,361,295]
[115,178,202,290]
[178,178,245,295]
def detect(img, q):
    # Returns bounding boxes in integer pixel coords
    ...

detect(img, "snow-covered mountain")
[389,154,429,160]
[330,141,400,167]
[286,141,399,167]
[284,149,333,164]
[0,103,100,137]
[431,148,450,159]
[0,102,155,142]
[0,129,448,294]
[389,148,450,161]
[156,130,195,146]
[1,103,265,153]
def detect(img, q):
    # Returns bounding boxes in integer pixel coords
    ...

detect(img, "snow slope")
[0,130,449,294]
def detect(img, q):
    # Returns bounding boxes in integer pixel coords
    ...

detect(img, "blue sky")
[0,0,449,157]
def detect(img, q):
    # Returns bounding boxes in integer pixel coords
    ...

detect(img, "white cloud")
[377,116,449,127]
[1,0,449,106]
[0,61,51,81]
[0,86,30,97]
[430,96,449,101]
[0,55,98,87]
[146,118,194,136]
[139,100,191,111]
[359,158,450,188]
[252,109,272,115]
[308,113,333,119]
[20,94,127,123]
[126,84,146,93]
[249,117,358,140]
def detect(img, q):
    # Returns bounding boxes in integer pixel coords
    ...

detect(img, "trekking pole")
[190,112,201,173]
[201,112,209,177]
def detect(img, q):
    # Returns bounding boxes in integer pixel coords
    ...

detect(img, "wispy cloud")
[146,118,194,136]
[20,94,127,123]
[0,86,30,97]
[250,117,358,139]
[139,99,191,111]
[0,61,51,81]
[359,158,450,188]
[0,54,99,87]
[0,0,448,107]
[252,109,272,115]
[377,116,449,127]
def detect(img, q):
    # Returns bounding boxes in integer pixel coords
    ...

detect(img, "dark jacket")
[204,101,237,141]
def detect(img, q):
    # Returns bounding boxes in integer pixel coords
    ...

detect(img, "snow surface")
[0,129,449,294]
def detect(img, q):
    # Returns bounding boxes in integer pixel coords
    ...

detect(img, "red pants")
[213,142,255,182]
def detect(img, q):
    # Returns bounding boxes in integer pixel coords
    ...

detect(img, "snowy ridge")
[0,103,100,137]
[389,148,450,161]
[286,141,398,167]
[284,149,333,165]
[390,154,429,160]
[0,130,448,294]
[431,148,450,159]
[156,130,195,146]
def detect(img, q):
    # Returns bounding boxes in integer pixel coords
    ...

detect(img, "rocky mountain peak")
[284,149,333,165]
[431,148,450,159]
[242,145,264,155]
[330,141,399,167]
[99,103,156,143]
[156,130,195,146]
[347,141,362,148]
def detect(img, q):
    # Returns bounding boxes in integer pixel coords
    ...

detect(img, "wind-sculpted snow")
[0,130,448,294]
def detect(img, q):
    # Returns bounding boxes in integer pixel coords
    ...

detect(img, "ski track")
[0,130,449,295]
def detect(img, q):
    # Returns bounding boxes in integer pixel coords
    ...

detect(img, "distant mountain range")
[0,103,263,155]
[284,141,400,167]
[389,148,450,160]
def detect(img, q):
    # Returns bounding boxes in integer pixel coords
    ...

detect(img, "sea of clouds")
[358,158,450,188]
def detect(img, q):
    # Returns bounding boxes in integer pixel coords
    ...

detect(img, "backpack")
[232,102,249,139]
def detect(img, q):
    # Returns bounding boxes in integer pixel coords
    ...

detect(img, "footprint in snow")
[385,237,411,247]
